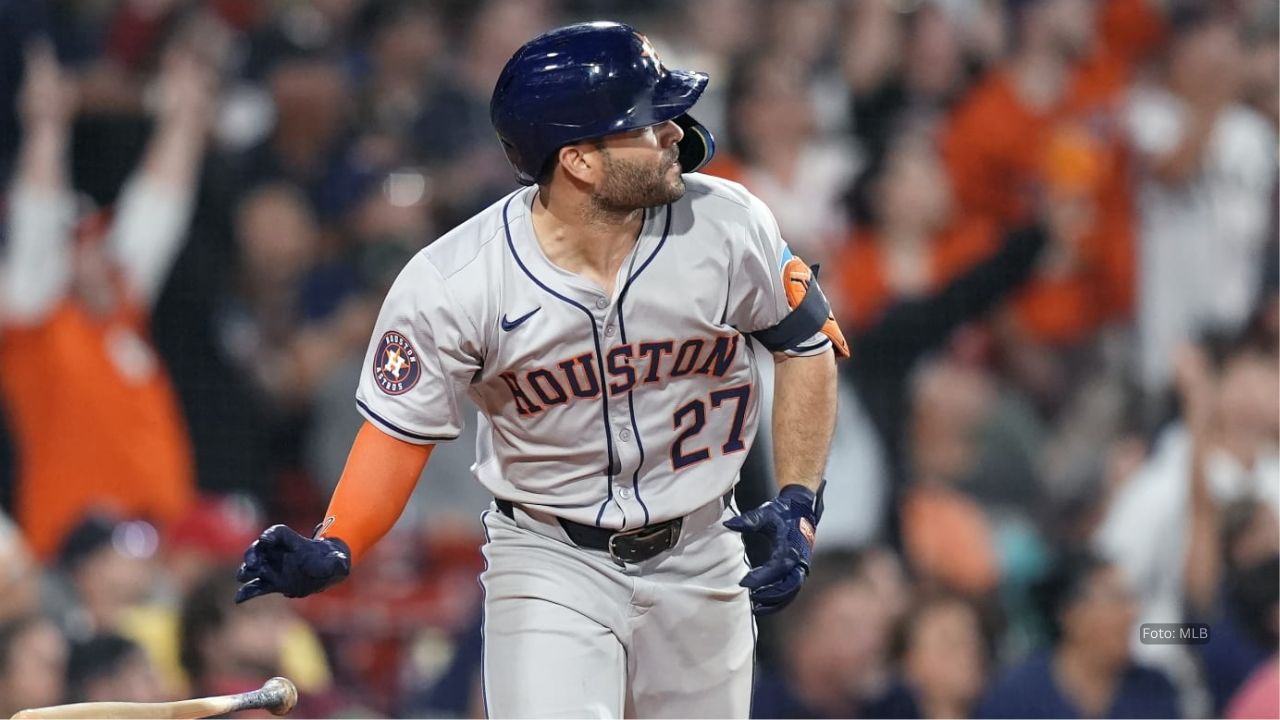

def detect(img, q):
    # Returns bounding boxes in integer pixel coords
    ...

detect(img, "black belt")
[494,492,732,564]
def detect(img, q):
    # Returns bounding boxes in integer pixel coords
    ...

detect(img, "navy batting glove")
[724,481,824,616]
[234,524,351,603]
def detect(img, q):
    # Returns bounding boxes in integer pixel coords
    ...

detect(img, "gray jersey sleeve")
[355,252,483,443]
[724,191,830,355]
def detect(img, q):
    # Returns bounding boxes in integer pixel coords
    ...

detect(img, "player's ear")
[559,142,603,185]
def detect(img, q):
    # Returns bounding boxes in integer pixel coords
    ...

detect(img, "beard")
[590,149,685,213]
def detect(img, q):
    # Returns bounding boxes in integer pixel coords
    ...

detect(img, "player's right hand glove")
[234,524,351,603]
[724,482,824,616]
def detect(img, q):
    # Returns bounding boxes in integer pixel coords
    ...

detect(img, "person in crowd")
[65,633,167,704]
[840,209,1053,543]
[901,358,1003,597]
[179,568,359,717]
[1098,331,1279,709]
[0,512,42,625]
[412,0,559,226]
[221,184,327,409]
[739,133,1052,559]
[1187,498,1279,714]
[180,568,293,697]
[350,1,446,140]
[48,514,158,641]
[857,545,914,627]
[239,42,352,212]
[117,496,332,700]
[846,2,973,160]
[874,591,991,719]
[0,41,211,559]
[976,549,1178,718]
[832,124,1072,518]
[400,611,485,718]
[759,0,840,76]
[756,0,847,136]
[751,551,895,718]
[1178,334,1280,713]
[159,496,265,600]
[840,0,906,140]
[708,51,857,264]
[0,614,68,718]
[833,127,999,333]
[941,0,1162,352]
[647,0,758,139]
[1238,2,1278,127]
[1126,5,1278,401]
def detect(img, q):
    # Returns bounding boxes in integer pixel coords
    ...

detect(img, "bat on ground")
[10,676,298,719]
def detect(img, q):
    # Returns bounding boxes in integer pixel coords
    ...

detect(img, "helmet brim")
[650,69,709,120]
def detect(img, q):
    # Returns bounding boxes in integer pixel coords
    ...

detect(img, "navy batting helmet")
[490,21,716,186]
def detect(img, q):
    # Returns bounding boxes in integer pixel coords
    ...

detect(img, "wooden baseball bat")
[10,676,298,719]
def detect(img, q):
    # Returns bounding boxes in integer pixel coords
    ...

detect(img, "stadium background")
[0,0,1275,717]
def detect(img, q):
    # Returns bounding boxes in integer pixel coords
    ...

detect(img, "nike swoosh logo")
[501,307,541,332]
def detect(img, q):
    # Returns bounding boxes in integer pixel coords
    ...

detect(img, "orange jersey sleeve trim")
[317,421,434,564]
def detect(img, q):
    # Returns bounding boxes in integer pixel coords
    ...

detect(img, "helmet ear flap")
[674,114,715,175]
[498,136,537,186]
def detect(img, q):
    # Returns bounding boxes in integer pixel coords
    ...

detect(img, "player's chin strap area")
[750,265,837,354]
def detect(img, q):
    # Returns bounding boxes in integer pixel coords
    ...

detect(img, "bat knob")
[263,677,298,716]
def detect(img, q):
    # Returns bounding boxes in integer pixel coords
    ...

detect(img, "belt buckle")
[607,526,647,564]
[606,519,682,564]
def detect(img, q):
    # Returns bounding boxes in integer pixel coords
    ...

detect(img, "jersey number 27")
[670,384,751,470]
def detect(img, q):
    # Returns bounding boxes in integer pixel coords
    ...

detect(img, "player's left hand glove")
[724,481,824,616]
[234,524,351,603]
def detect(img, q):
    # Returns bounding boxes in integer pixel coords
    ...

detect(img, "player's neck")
[531,188,644,295]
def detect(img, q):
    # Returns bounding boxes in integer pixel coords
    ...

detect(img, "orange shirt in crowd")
[901,483,1000,596]
[832,217,1000,332]
[940,0,1165,344]
[0,297,195,559]
[942,70,1131,344]
[700,154,747,185]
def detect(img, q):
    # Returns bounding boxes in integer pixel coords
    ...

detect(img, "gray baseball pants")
[479,495,755,718]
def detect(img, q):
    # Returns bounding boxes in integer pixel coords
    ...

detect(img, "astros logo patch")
[373,331,421,395]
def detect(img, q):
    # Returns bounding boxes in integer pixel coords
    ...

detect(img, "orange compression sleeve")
[317,421,434,565]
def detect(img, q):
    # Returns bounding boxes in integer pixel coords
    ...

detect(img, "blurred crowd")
[0,0,1274,717]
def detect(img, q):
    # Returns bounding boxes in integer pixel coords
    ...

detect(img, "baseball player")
[236,21,847,717]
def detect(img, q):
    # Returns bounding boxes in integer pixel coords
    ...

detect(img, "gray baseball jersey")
[356,173,828,527]
[356,172,830,717]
